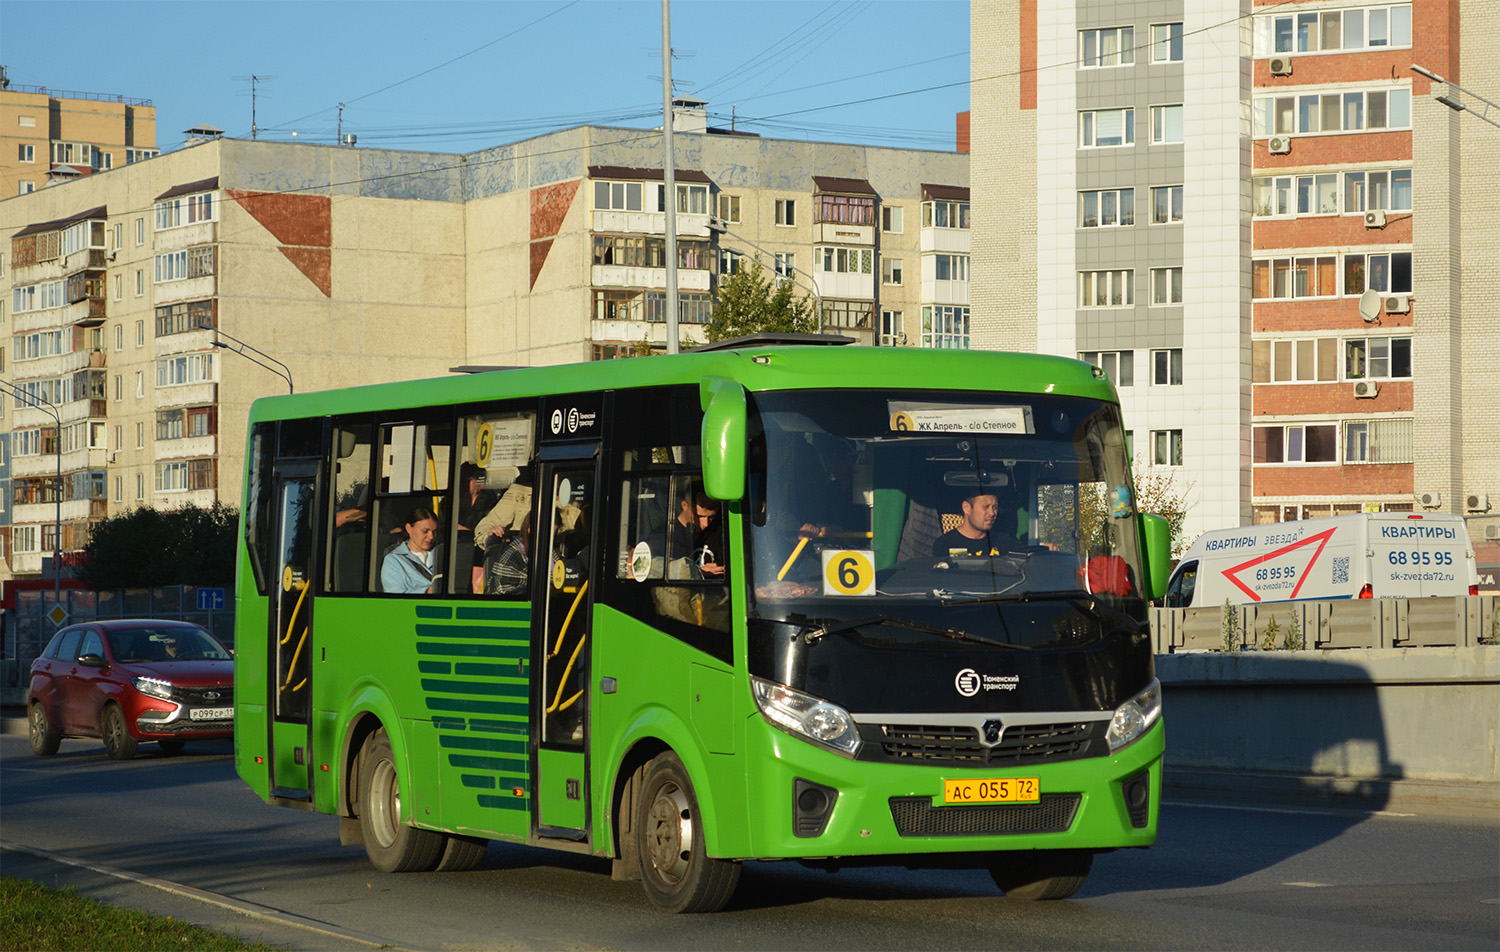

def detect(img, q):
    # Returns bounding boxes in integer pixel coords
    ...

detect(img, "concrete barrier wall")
[1151,595,1499,653]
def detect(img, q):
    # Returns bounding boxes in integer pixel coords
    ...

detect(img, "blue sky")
[3,0,970,155]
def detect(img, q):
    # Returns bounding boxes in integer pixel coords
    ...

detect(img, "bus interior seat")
[896,500,944,562]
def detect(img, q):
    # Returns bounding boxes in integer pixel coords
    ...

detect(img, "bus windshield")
[746,389,1143,636]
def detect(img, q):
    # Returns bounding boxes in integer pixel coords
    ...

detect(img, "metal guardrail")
[5,84,153,107]
[1,585,234,707]
[1151,595,1500,653]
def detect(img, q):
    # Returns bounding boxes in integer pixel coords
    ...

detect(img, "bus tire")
[989,850,1092,900]
[634,751,740,913]
[358,728,443,873]
[29,702,61,756]
[434,834,488,872]
[102,705,139,761]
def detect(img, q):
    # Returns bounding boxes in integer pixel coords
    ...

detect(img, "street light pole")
[0,379,62,606]
[707,220,824,332]
[1412,64,1500,129]
[199,321,294,394]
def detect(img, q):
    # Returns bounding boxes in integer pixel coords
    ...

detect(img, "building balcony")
[15,498,105,525]
[921,279,971,307]
[590,265,711,292]
[591,210,711,238]
[920,227,971,254]
[811,271,875,300]
[158,488,219,510]
[154,275,216,305]
[64,295,108,327]
[154,221,218,251]
[157,382,218,410]
[156,328,216,357]
[62,247,108,272]
[11,350,105,381]
[154,435,217,461]
[590,319,711,349]
[814,222,875,246]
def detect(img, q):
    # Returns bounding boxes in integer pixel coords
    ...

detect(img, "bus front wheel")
[989,850,1092,900]
[358,728,444,873]
[634,751,740,913]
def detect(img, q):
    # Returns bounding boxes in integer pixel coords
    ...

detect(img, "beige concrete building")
[2,111,969,576]
[1,80,158,199]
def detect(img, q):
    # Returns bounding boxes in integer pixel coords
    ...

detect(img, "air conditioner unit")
[1364,210,1387,228]
[1466,493,1491,513]
[1269,56,1293,76]
[1384,295,1410,314]
[1417,491,1442,509]
[1352,380,1379,399]
[1268,136,1292,154]
[1486,525,1500,542]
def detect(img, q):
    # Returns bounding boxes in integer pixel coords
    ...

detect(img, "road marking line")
[1163,800,1415,818]
[1,840,411,951]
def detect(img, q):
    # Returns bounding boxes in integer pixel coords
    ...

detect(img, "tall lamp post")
[0,379,63,607]
[1412,64,1500,130]
[707,220,825,332]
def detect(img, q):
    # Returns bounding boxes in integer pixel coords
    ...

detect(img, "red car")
[28,620,234,760]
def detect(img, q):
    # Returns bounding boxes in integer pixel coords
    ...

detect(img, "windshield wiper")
[803,613,1030,650]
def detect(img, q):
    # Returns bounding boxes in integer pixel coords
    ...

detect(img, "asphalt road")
[2,732,1496,951]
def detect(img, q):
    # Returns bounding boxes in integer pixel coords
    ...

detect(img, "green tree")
[80,503,239,589]
[705,259,818,342]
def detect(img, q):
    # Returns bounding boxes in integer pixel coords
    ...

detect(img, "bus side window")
[327,420,374,593]
[374,417,453,593]
[456,409,536,597]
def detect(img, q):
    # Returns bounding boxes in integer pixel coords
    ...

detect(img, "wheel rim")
[644,779,693,887]
[29,706,47,745]
[369,759,400,849]
[104,709,124,753]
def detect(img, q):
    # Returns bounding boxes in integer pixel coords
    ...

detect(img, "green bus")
[233,335,1170,912]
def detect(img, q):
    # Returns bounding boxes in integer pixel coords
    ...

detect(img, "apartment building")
[971,0,1499,549]
[1,80,159,199]
[1,112,968,576]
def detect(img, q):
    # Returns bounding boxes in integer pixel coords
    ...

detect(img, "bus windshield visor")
[746,389,1144,611]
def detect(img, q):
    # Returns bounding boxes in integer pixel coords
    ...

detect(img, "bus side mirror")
[1138,513,1170,601]
[700,376,747,502]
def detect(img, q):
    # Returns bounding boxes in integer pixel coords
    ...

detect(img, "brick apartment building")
[970,0,1499,558]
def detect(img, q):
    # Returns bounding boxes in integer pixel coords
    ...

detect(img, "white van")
[1162,513,1479,608]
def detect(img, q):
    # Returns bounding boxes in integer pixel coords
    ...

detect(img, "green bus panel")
[537,749,587,830]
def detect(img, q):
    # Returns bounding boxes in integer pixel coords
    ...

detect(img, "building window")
[135,372,144,399]
[135,269,144,297]
[1344,252,1412,295]
[1251,256,1338,300]
[1151,185,1183,224]
[113,375,122,402]
[716,249,741,276]
[135,473,144,501]
[881,309,904,346]
[1152,22,1184,62]
[126,148,160,164]
[773,253,795,279]
[1344,418,1413,464]
[817,247,873,275]
[113,274,122,301]
[1150,105,1183,144]
[18,144,35,163]
[1079,188,1135,227]
[156,353,215,388]
[155,193,216,231]
[1080,108,1134,148]
[1152,430,1184,466]
[114,325,124,351]
[882,205,903,233]
[114,476,123,502]
[775,199,796,226]
[1079,270,1135,307]
[716,194,740,224]
[1257,5,1412,55]
[657,183,709,215]
[1151,267,1183,305]
[593,181,642,212]
[1255,87,1411,136]
[135,219,145,246]
[136,422,145,448]
[1080,26,1134,68]
[1343,169,1412,213]
[1253,173,1341,217]
[135,321,145,347]
[815,194,875,225]
[19,182,35,195]
[1254,424,1338,464]
[921,306,970,349]
[933,254,969,282]
[922,200,969,229]
[1252,338,1339,383]
[882,257,903,286]
[1345,336,1412,380]
[1079,350,1134,387]
[1152,349,1183,385]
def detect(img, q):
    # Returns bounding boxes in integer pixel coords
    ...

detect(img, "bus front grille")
[870,721,1102,767]
[888,794,1081,837]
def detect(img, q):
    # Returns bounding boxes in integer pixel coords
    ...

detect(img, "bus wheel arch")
[609,738,671,882]
[341,712,385,819]
[356,725,444,873]
[633,749,741,913]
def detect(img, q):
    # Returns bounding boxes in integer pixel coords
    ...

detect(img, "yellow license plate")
[942,777,1040,805]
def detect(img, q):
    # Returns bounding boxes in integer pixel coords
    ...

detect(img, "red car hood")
[119,659,234,686]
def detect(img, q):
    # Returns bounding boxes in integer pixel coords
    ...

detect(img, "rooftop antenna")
[233,74,277,139]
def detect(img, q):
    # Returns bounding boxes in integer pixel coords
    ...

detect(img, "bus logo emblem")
[955,668,981,697]
[567,408,580,433]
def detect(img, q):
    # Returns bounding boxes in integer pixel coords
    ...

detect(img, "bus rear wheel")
[434,834,488,872]
[989,850,1092,900]
[358,728,444,873]
[634,752,740,913]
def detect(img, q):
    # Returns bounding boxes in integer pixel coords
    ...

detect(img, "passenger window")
[374,418,452,594]
[78,631,104,661]
[326,421,374,593]
[55,630,82,661]
[455,409,536,596]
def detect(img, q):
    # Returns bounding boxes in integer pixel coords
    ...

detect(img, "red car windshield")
[106,627,231,663]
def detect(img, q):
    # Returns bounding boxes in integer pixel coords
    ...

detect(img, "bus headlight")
[751,676,861,756]
[1106,679,1162,750]
[131,676,175,701]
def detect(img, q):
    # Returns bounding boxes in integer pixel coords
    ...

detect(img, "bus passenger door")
[268,461,319,801]
[534,457,597,839]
